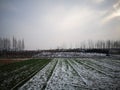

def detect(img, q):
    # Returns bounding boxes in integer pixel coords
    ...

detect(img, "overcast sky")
[0,0,120,50]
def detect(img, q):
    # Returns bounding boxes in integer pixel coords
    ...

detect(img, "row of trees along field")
[79,40,120,49]
[0,37,25,51]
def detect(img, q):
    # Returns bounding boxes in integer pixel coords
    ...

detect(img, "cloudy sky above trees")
[0,0,120,50]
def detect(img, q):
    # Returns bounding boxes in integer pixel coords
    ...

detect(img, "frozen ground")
[19,58,120,90]
[33,52,107,58]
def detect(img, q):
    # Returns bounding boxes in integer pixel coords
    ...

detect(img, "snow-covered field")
[19,58,120,90]
[33,52,107,58]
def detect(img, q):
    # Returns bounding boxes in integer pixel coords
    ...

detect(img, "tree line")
[80,40,120,49]
[0,37,25,51]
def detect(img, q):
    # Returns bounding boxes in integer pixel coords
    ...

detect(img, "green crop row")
[0,59,51,90]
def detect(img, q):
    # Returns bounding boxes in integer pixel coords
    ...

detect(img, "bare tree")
[0,37,25,51]
[13,37,18,51]
[22,39,25,50]
[18,40,22,51]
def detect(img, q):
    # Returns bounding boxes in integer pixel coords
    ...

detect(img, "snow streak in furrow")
[45,58,88,90]
[75,59,114,78]
[100,59,120,67]
[87,58,120,78]
[19,59,57,90]
[66,59,88,85]
[73,58,118,89]
[19,58,120,90]
[89,59,120,72]
[90,59,120,78]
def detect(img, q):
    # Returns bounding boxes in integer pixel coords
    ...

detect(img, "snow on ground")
[19,59,57,90]
[33,52,106,58]
[72,59,118,89]
[19,58,120,90]
[45,59,87,90]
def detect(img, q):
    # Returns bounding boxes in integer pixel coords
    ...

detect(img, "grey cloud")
[102,0,120,23]
[0,0,120,49]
